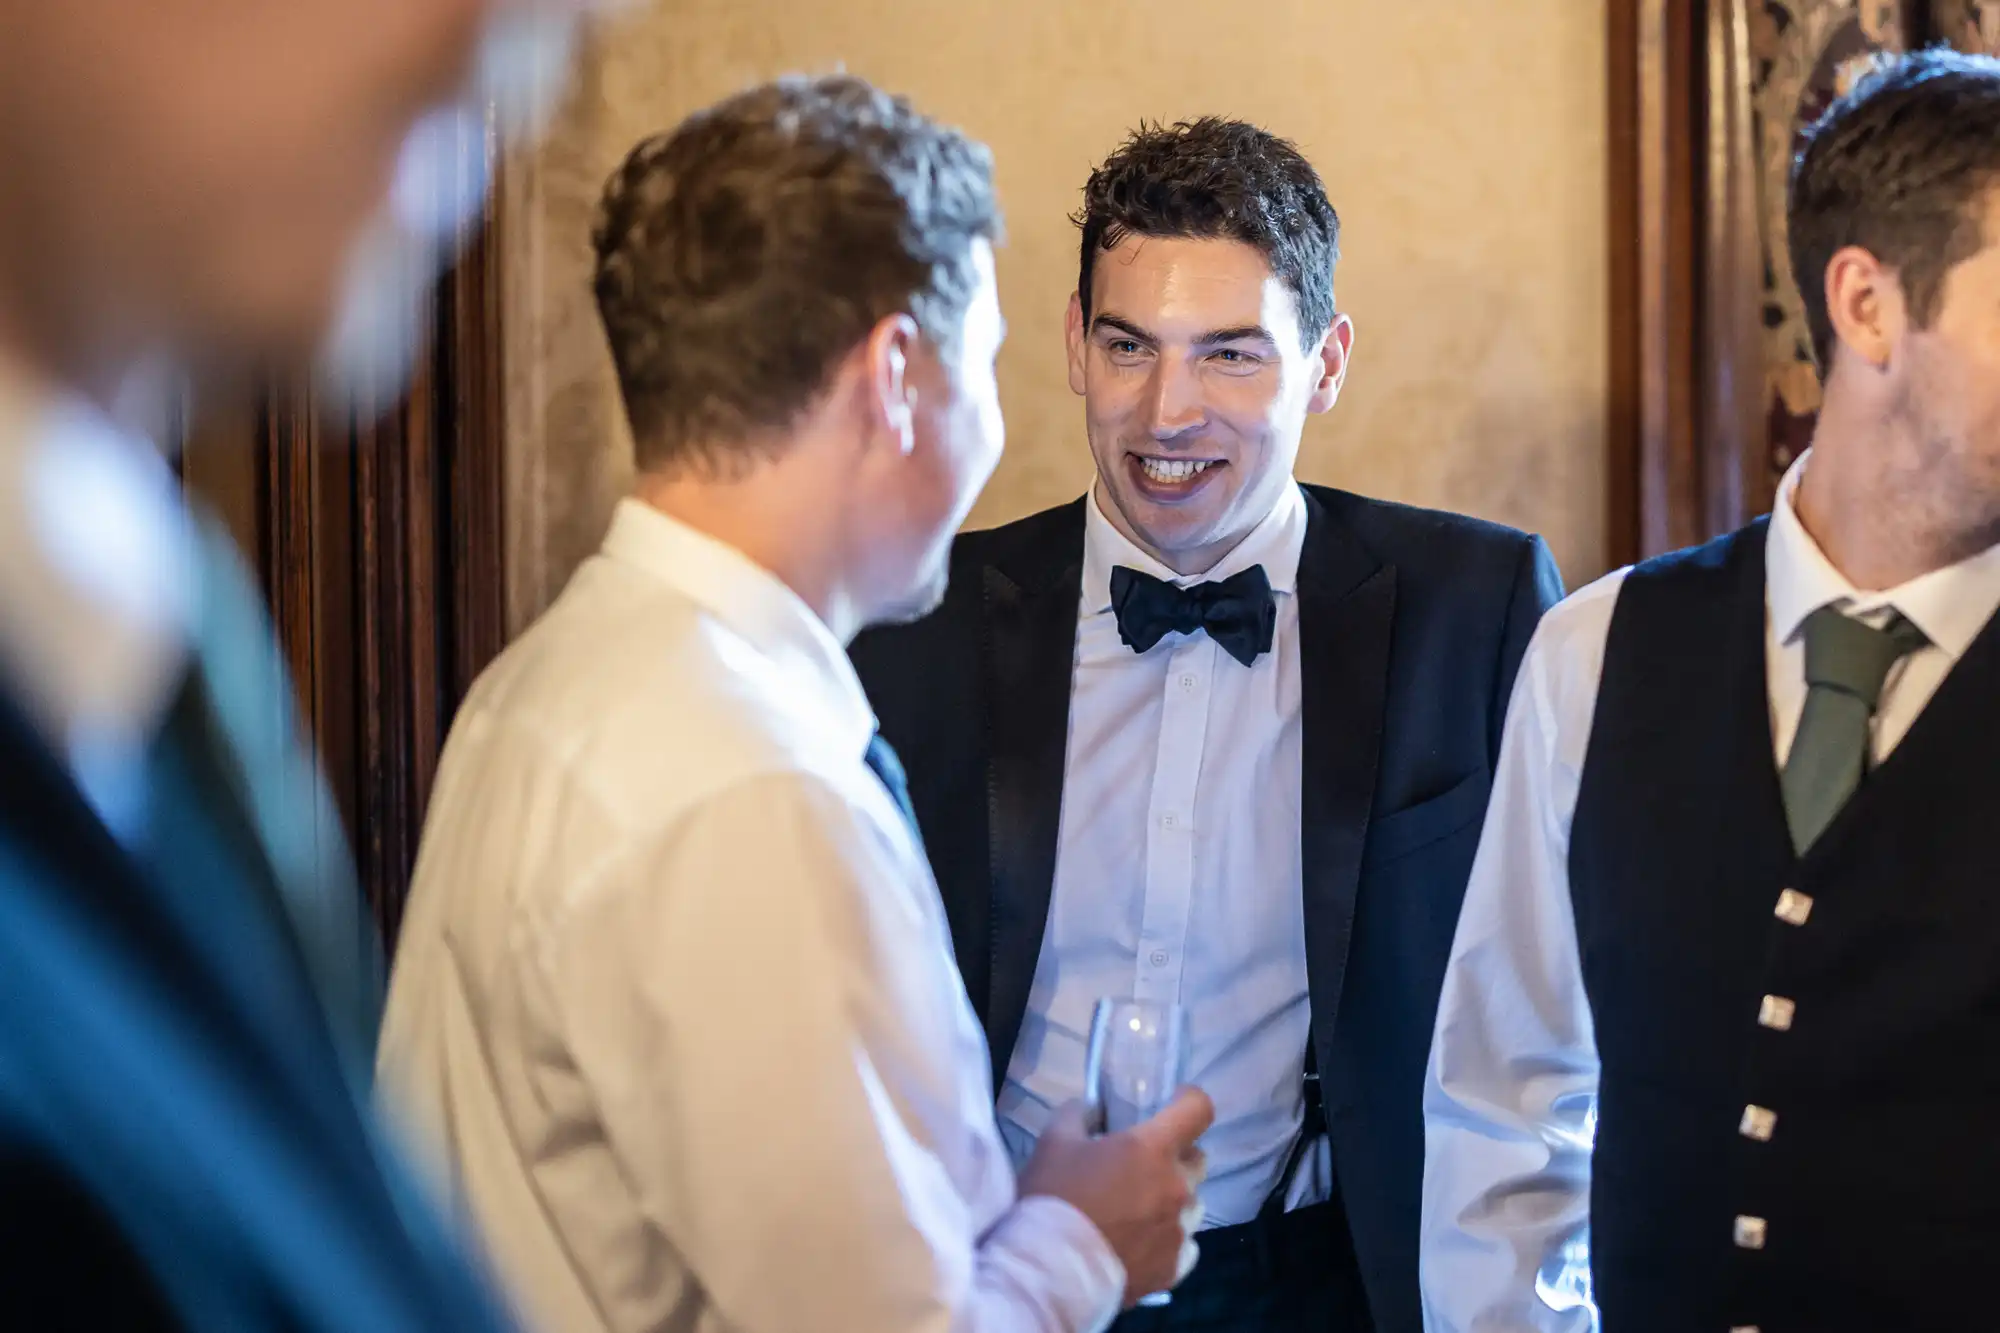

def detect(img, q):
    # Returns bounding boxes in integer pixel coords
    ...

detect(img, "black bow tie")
[1108,564,1276,667]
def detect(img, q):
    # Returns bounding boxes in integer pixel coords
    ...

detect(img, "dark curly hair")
[1074,117,1340,351]
[591,74,1001,474]
[1790,48,2000,372]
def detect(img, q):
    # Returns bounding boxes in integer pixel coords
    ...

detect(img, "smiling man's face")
[1067,232,1349,574]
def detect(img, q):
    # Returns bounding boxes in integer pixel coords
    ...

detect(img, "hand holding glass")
[1085,997,1191,1307]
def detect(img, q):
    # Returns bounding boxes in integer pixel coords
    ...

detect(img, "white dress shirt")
[996,482,1328,1229]
[1418,453,2000,1332]
[0,365,195,842]
[378,498,1126,1333]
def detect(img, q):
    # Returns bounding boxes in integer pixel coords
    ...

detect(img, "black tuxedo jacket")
[850,483,1562,1332]
[0,517,510,1332]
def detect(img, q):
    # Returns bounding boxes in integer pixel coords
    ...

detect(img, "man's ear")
[1307,313,1355,414]
[1823,244,1904,374]
[863,313,921,455]
[1066,291,1088,397]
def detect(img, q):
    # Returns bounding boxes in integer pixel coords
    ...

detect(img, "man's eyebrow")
[1090,314,1157,344]
[1090,315,1279,347]
[1195,324,1277,346]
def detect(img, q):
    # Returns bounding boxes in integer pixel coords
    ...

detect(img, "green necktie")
[1780,605,1928,853]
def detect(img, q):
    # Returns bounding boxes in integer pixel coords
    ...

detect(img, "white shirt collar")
[1766,449,2000,661]
[0,365,195,771]
[1082,480,1308,616]
[597,497,876,758]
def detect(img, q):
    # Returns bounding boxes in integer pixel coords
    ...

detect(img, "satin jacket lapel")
[982,500,1085,1090]
[1295,487,1395,1067]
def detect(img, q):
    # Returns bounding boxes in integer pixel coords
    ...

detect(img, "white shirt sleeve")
[1419,572,1627,1333]
[521,769,1125,1333]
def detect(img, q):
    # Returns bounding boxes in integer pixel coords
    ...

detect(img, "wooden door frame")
[1607,0,1964,566]
[178,187,509,949]
[1606,0,1768,566]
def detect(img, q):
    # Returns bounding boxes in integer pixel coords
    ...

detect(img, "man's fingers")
[1177,1149,1206,1231]
[1133,1086,1214,1151]
[1041,1098,1095,1142]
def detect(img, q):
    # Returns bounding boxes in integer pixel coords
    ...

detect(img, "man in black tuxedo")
[852,118,1563,1331]
[0,1,582,1327]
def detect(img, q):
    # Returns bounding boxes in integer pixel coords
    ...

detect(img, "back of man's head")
[1791,47,2000,374]
[1073,118,1340,354]
[591,74,1002,476]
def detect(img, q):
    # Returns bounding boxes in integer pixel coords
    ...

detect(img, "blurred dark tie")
[864,732,923,850]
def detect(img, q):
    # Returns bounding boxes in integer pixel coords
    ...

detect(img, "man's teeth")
[1139,458,1218,483]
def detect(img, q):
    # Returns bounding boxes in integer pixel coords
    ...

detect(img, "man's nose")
[1142,359,1206,440]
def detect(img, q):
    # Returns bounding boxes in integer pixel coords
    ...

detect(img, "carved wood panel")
[1606,0,1995,563]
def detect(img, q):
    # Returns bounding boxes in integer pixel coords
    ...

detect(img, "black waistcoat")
[1569,521,2000,1333]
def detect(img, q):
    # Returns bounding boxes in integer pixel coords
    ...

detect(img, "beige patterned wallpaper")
[499,0,1609,631]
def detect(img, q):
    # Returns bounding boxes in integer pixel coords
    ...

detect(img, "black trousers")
[1109,1201,1373,1332]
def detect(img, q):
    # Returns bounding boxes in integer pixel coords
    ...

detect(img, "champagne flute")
[1085,997,1190,1308]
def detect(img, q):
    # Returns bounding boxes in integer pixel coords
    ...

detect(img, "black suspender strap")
[1258,1041,1325,1220]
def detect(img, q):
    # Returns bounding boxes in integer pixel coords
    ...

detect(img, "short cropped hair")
[1790,48,2000,371]
[1073,117,1339,351]
[591,74,1001,472]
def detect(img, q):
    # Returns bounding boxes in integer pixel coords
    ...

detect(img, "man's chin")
[1128,512,1228,568]
[1100,482,1224,560]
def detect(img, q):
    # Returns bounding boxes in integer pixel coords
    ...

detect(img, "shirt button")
[1149,950,1170,968]
[1758,995,1796,1031]
[1739,1105,1778,1142]
[1774,888,1814,926]
[1733,1215,1768,1250]
[1179,673,1199,692]
[1161,813,1178,830]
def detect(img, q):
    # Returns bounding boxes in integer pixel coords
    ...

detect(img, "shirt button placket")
[1134,638,1209,1004]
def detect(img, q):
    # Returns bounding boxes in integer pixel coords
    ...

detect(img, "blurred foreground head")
[0,0,593,404]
